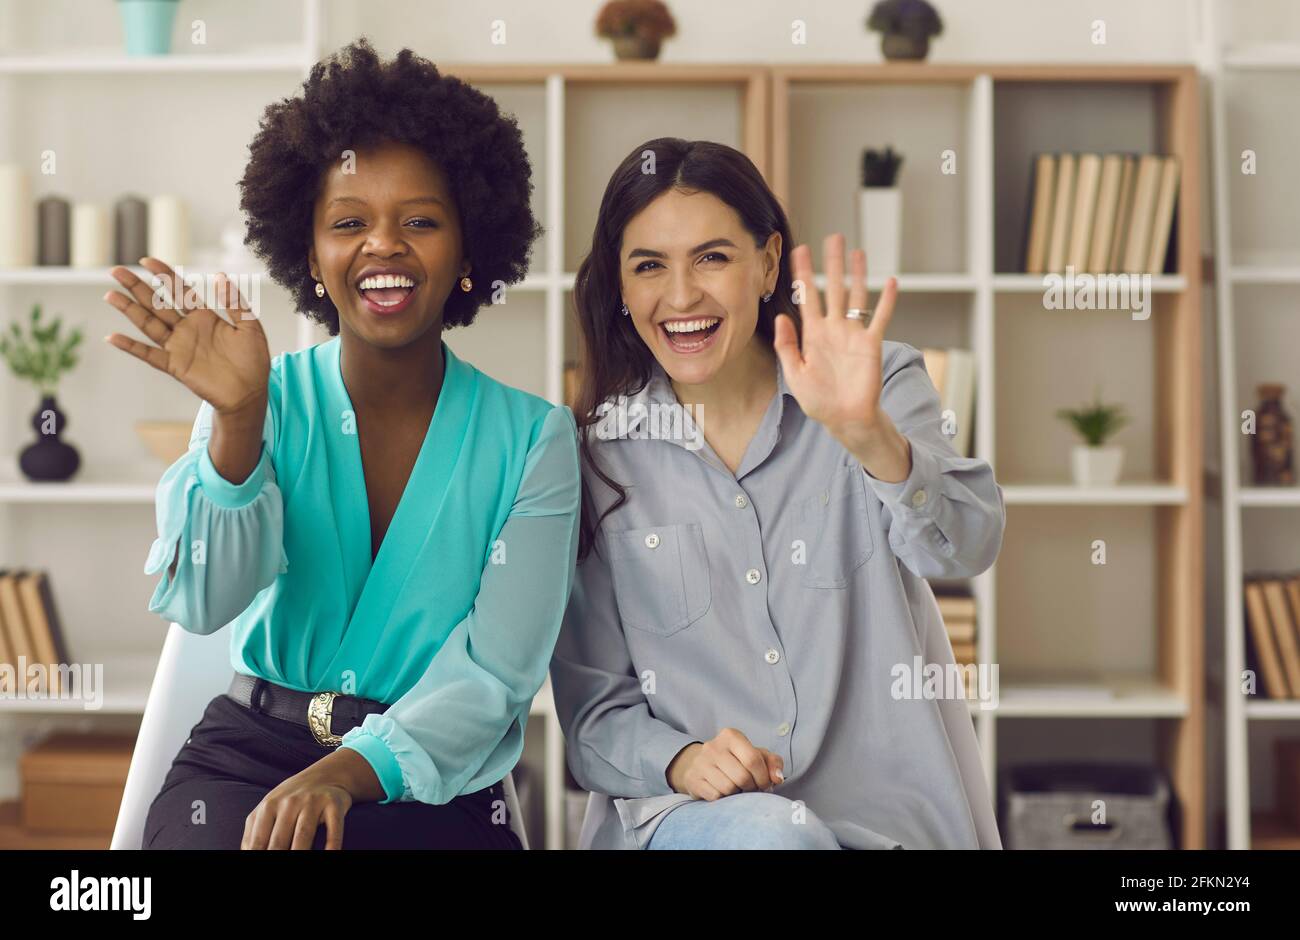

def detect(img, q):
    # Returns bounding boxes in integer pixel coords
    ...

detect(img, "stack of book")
[1022,152,1180,275]
[0,569,68,693]
[1244,573,1300,699]
[935,589,978,697]
[920,347,976,458]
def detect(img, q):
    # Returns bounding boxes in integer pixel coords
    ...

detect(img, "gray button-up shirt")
[550,340,1006,849]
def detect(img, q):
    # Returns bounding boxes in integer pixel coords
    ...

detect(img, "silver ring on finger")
[845,307,873,324]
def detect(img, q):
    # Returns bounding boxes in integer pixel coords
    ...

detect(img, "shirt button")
[734,494,748,509]
[745,568,762,584]
[764,648,780,665]
[776,722,790,736]
[911,489,927,508]
[644,533,660,549]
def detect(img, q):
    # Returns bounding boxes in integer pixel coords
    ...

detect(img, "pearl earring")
[314,281,325,298]
[460,276,473,292]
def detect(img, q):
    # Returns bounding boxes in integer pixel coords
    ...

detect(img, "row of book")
[1244,574,1300,699]
[935,590,977,697]
[0,570,68,693]
[1023,152,1180,275]
[919,347,975,459]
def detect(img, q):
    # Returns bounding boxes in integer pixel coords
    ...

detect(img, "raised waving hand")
[102,257,270,417]
[772,233,900,447]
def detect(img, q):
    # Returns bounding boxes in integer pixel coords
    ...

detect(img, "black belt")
[227,673,388,748]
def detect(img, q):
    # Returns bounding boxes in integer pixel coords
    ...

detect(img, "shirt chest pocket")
[799,465,875,589]
[607,523,712,637]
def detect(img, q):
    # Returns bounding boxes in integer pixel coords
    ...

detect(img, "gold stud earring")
[460,276,473,292]
[314,281,325,298]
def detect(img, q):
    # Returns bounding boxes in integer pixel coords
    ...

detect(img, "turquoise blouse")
[143,336,581,806]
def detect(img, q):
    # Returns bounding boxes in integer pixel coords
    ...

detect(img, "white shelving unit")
[1199,0,1300,850]
[999,483,1189,505]
[990,273,1187,293]
[0,51,313,75]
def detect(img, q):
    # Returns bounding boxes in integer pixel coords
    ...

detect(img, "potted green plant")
[1056,386,1130,487]
[0,305,83,482]
[596,0,677,61]
[116,0,181,56]
[859,146,904,276]
[866,0,944,61]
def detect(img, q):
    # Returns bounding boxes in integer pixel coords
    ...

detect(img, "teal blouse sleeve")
[338,405,581,805]
[143,362,288,635]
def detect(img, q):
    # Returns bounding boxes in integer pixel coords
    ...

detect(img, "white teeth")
[662,317,720,334]
[359,273,416,290]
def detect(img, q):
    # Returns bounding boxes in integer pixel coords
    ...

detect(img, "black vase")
[881,33,930,60]
[19,395,80,482]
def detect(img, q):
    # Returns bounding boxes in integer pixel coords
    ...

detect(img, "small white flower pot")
[1071,445,1124,487]
[857,186,901,277]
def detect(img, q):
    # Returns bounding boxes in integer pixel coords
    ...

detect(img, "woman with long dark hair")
[550,137,1005,849]
[104,40,579,849]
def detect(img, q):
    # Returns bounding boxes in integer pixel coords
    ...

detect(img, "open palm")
[103,257,270,415]
[773,233,899,443]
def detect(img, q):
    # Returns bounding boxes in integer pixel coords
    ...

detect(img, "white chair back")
[112,622,529,849]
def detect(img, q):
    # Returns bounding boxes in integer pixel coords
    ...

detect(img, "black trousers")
[143,692,521,850]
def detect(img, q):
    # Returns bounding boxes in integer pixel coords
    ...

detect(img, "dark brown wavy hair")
[572,137,798,561]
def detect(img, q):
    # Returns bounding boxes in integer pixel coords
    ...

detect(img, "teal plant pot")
[117,0,178,56]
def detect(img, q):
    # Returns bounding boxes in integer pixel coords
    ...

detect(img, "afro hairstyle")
[238,38,542,334]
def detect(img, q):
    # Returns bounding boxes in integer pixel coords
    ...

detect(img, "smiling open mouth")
[661,317,721,352]
[357,273,417,313]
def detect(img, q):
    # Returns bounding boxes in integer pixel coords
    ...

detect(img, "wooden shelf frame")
[771,62,1204,848]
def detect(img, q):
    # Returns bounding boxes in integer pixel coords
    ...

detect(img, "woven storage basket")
[1001,762,1174,850]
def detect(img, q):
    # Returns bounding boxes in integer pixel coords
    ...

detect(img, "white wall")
[322,0,1197,62]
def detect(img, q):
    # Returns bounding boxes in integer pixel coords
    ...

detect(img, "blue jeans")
[646,792,843,850]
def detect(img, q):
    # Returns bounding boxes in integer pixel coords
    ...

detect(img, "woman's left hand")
[241,749,379,849]
[773,233,899,454]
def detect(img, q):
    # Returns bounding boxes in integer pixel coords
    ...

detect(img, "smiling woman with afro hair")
[242,37,541,334]
[240,37,538,338]
[103,39,580,851]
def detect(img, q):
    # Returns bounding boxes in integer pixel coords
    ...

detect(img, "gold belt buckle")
[307,691,342,747]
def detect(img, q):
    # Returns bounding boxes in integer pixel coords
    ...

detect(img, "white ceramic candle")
[0,165,35,268]
[857,187,902,278]
[147,194,188,265]
[71,203,111,268]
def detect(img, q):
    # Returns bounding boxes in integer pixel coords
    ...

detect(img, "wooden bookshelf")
[771,62,1204,848]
